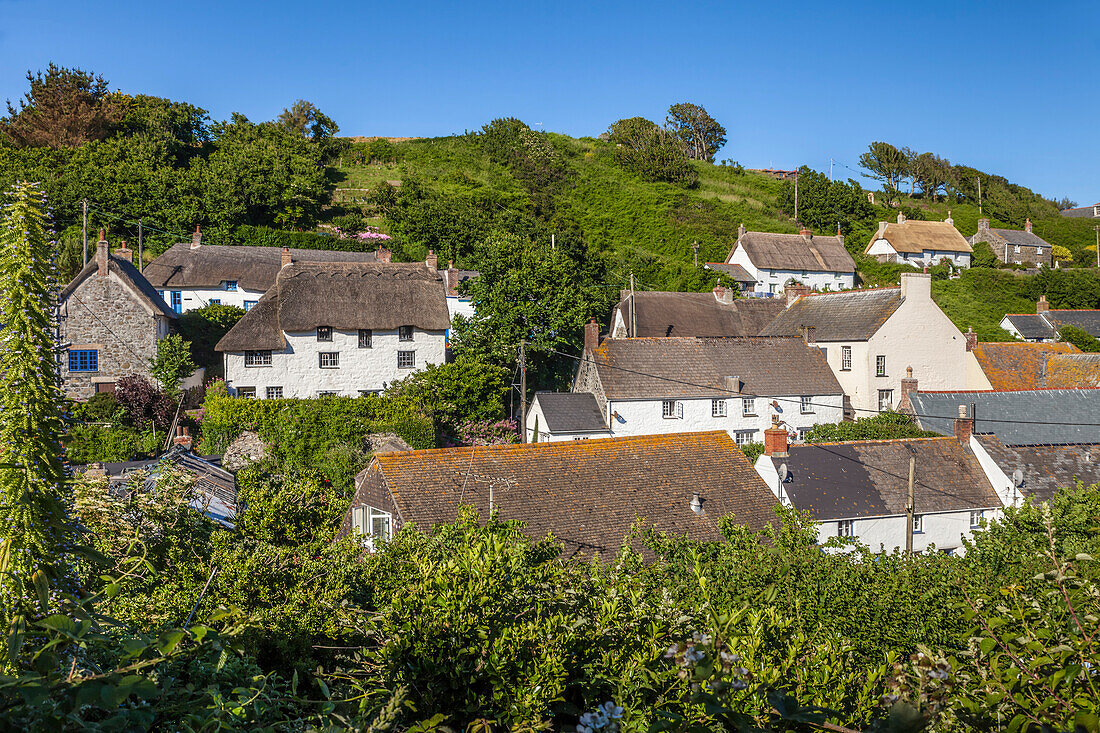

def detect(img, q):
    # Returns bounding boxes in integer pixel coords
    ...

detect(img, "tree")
[777,166,875,238]
[384,356,510,428]
[665,103,727,162]
[2,64,121,148]
[859,141,908,192]
[1051,245,1073,264]
[177,303,245,373]
[276,100,339,141]
[149,334,196,394]
[1058,325,1100,352]
[1057,196,1077,211]
[606,117,696,186]
[0,182,75,627]
[911,152,951,200]
[970,240,1000,269]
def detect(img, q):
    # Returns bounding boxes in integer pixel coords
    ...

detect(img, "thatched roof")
[143,243,378,291]
[868,220,972,254]
[216,262,450,352]
[733,232,855,273]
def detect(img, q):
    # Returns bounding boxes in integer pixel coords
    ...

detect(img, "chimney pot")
[764,416,789,457]
[1037,295,1049,315]
[172,425,193,451]
[799,226,812,239]
[1024,217,1033,233]
[376,247,392,263]
[584,318,600,353]
[425,249,438,271]
[945,210,954,226]
[954,404,974,443]
[190,225,202,249]
[115,240,132,263]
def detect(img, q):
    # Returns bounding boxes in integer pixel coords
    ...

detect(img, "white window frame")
[397,350,416,369]
[876,355,887,377]
[742,397,755,416]
[398,325,414,342]
[969,510,984,528]
[1014,244,1021,254]
[878,389,894,412]
[837,519,853,537]
[265,386,283,399]
[1036,248,1043,257]
[913,514,924,534]
[733,430,756,447]
[712,399,727,418]
[351,506,393,542]
[237,386,256,399]
[800,395,813,414]
[244,350,272,367]
[358,329,372,348]
[317,326,333,342]
[319,352,340,369]
[662,400,677,419]
[841,346,852,371]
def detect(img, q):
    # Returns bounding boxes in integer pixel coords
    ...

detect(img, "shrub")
[115,374,176,429]
[149,334,196,394]
[1059,324,1100,352]
[802,411,940,443]
[66,423,159,463]
[176,303,246,373]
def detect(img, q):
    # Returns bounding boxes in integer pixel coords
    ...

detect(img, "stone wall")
[60,270,165,400]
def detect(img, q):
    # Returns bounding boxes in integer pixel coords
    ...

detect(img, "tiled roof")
[1042,354,1100,389]
[348,431,779,557]
[974,435,1100,502]
[588,336,842,399]
[1061,204,1100,219]
[987,228,1051,248]
[733,232,856,273]
[910,390,1100,446]
[613,291,784,338]
[704,262,756,282]
[769,437,1001,521]
[867,220,973,254]
[62,253,177,320]
[971,342,1080,391]
[1045,310,1100,338]
[531,392,607,433]
[759,287,902,341]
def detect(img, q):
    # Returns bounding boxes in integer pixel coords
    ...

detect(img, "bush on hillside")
[1059,325,1100,352]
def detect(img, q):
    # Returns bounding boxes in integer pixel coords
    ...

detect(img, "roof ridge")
[795,436,953,447]
[375,430,733,459]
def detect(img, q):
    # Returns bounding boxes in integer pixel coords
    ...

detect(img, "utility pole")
[794,173,799,222]
[551,233,555,250]
[518,341,527,443]
[829,158,833,182]
[629,271,637,338]
[138,219,144,271]
[1095,225,1099,269]
[905,454,916,555]
[977,178,982,217]
[691,240,699,268]
[81,199,88,267]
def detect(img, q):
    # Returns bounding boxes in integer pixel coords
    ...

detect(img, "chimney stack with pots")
[1025,218,1033,234]
[1037,295,1049,315]
[897,212,906,224]
[977,217,990,231]
[899,272,931,300]
[786,283,810,307]
[713,284,733,304]
[945,210,954,226]
[425,249,437,271]
[898,366,918,413]
[173,426,193,451]
[281,247,292,268]
[584,318,600,353]
[764,415,789,457]
[965,327,977,352]
[115,240,132,263]
[190,225,202,249]
[836,223,844,248]
[96,229,108,275]
[375,247,392,263]
[876,221,888,238]
[737,223,746,239]
[954,404,974,444]
[799,225,812,240]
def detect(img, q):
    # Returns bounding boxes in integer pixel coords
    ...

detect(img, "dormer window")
[225,280,238,291]
[399,325,414,341]
[317,326,332,342]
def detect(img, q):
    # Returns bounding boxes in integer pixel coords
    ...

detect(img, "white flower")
[664,644,680,659]
[600,702,624,719]
[719,650,740,664]
[683,646,704,664]
[692,631,712,645]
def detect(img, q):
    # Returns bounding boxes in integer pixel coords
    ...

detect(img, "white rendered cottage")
[724,224,856,296]
[215,261,450,398]
[760,273,969,417]
[569,323,845,446]
[864,213,972,268]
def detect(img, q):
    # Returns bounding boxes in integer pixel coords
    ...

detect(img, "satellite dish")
[1012,469,1024,488]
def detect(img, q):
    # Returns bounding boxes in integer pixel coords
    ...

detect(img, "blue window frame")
[69,349,98,372]
[243,300,258,311]
[225,281,238,292]
[170,291,182,313]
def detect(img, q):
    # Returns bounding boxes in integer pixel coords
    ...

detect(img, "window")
[170,291,182,313]
[1014,245,1021,254]
[209,298,221,305]
[243,300,258,311]
[68,349,98,372]
[317,326,332,342]
[351,506,393,542]
[837,519,853,537]
[797,427,811,441]
[733,430,756,446]
[742,397,756,416]
[912,514,924,534]
[225,280,238,291]
[319,352,340,368]
[317,390,339,397]
[800,395,813,414]
[712,399,727,418]
[969,510,984,528]
[662,400,678,419]
[399,325,414,341]
[1036,248,1044,257]
[244,350,272,366]
[875,355,887,377]
[397,350,416,369]
[237,387,256,399]
[841,346,852,371]
[265,386,283,399]
[877,389,894,412]
[358,329,372,348]
[358,389,381,397]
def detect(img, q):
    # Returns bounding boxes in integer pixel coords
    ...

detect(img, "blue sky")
[1,0,1097,204]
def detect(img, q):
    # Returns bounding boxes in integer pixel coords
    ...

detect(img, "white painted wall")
[964,351,994,390]
[867,239,971,268]
[223,327,446,398]
[968,435,1025,508]
[446,296,475,321]
[524,399,612,442]
[727,243,854,295]
[159,285,266,313]
[601,393,844,442]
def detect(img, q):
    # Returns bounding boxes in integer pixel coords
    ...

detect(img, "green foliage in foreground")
[802,411,941,444]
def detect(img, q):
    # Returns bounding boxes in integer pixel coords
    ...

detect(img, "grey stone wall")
[60,271,164,400]
[971,228,1053,268]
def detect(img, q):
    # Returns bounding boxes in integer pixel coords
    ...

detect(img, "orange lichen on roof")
[1043,354,1100,389]
[972,342,1080,391]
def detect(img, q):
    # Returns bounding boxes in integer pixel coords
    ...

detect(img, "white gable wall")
[158,285,267,313]
[728,241,854,295]
[524,399,612,442]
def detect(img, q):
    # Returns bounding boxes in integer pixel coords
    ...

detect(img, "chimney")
[448,259,455,270]
[945,210,954,226]
[836,223,844,248]
[96,229,108,275]
[737,223,746,239]
[280,247,292,268]
[584,318,600,353]
[876,221,888,238]
[1024,217,1033,234]
[899,272,931,300]
[190,225,202,249]
[898,366,918,413]
[764,416,788,457]
[953,404,974,444]
[425,249,438,271]
[1037,295,1049,315]
[977,217,990,231]
[172,426,193,451]
[724,376,742,394]
[115,240,132,263]
[799,225,812,240]
[896,212,906,224]
[786,283,810,307]
[801,325,816,344]
[713,284,733,304]
[965,327,977,352]
[376,247,392,263]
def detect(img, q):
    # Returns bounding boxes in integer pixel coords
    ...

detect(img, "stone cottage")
[59,232,176,399]
[969,218,1053,267]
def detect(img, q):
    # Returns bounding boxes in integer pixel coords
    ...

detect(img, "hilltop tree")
[665,102,727,162]
[606,116,696,186]
[0,182,75,628]
[276,99,339,140]
[2,64,122,148]
[911,152,951,200]
[778,166,875,238]
[859,141,908,192]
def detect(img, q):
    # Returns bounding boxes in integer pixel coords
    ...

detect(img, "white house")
[570,323,845,445]
[1000,295,1100,343]
[752,414,1003,554]
[525,393,612,442]
[444,264,478,322]
[760,273,969,418]
[864,213,972,268]
[215,261,450,398]
[142,227,383,313]
[724,224,856,296]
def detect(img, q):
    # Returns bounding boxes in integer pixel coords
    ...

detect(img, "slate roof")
[974,435,1100,502]
[987,228,1052,248]
[531,392,607,433]
[1003,314,1056,340]
[910,390,1100,446]
[705,262,757,282]
[768,437,1001,522]
[759,287,902,341]
[62,253,177,320]
[868,220,972,254]
[587,336,842,399]
[346,431,779,557]
[1061,204,1100,219]
[1042,354,1100,389]
[143,243,378,291]
[613,291,784,338]
[1046,310,1100,337]
[445,267,479,297]
[971,342,1081,391]
[732,232,855,273]
[216,262,451,352]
